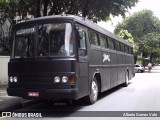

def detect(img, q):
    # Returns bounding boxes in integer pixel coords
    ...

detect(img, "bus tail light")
[69,75,76,84]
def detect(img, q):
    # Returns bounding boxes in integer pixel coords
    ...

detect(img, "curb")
[0,97,24,111]
[0,97,43,111]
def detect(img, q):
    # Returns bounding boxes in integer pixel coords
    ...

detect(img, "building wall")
[0,56,10,85]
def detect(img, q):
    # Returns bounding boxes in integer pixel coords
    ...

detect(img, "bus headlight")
[13,77,18,83]
[54,76,60,83]
[62,76,68,83]
[9,77,13,83]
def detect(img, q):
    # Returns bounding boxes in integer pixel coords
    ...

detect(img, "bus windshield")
[38,23,74,57]
[14,23,74,58]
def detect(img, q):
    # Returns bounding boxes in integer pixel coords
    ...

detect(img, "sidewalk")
[0,86,25,111]
[0,86,7,96]
[0,86,43,112]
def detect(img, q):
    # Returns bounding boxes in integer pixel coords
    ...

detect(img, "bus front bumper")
[7,88,78,100]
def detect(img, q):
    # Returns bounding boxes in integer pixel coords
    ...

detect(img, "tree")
[0,0,35,55]
[141,32,160,62]
[0,0,18,54]
[114,9,160,63]
[35,0,138,22]
[0,0,139,27]
[0,0,138,55]
[117,29,138,63]
[117,29,138,53]
[114,10,160,42]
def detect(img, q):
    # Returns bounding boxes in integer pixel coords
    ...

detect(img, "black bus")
[7,15,134,104]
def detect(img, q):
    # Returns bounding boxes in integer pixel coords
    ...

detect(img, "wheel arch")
[92,72,102,92]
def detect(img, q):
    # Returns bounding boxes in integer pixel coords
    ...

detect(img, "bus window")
[38,23,74,56]
[125,46,129,53]
[108,37,115,50]
[78,29,87,56]
[89,30,99,46]
[99,34,108,48]
[131,48,133,54]
[15,26,35,58]
[129,47,133,54]
[120,43,125,52]
[115,41,120,51]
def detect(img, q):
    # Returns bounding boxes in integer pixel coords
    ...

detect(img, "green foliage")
[115,10,160,42]
[117,29,138,53]
[0,0,35,55]
[34,0,138,22]
[117,29,133,43]
[0,0,138,24]
[141,33,160,59]
[81,0,138,22]
[114,9,160,62]
[0,0,138,55]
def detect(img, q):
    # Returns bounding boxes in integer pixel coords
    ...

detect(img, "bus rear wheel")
[84,78,98,104]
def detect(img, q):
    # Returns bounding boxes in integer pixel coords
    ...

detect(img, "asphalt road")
[2,66,160,120]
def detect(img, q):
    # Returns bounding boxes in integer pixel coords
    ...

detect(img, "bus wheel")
[84,78,98,104]
[124,71,129,87]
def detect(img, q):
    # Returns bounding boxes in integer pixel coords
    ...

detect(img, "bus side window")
[131,48,133,54]
[120,43,124,52]
[128,47,133,54]
[78,29,87,57]
[125,46,129,53]
[115,41,120,51]
[99,34,108,48]
[108,37,115,50]
[89,30,99,46]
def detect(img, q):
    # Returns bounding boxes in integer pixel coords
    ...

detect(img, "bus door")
[77,26,89,98]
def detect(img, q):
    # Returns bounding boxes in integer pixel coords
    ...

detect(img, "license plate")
[28,92,39,97]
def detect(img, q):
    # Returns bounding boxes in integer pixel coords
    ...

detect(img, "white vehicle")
[134,64,145,73]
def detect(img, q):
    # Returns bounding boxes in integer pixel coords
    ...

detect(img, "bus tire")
[84,78,98,104]
[124,71,129,87]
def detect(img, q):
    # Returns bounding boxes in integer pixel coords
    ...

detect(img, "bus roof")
[15,15,132,47]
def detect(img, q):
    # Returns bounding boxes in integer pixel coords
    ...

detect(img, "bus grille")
[19,73,52,85]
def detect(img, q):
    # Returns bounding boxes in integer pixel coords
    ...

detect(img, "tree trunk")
[150,53,153,63]
[43,0,48,16]
[35,0,41,18]
[134,54,137,64]
[82,8,88,17]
